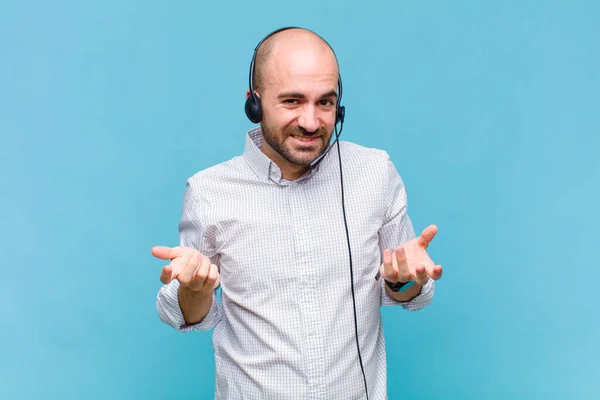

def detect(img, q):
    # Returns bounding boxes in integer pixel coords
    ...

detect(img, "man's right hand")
[152,246,220,296]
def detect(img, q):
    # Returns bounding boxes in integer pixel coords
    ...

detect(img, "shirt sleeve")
[156,179,222,331]
[378,153,435,310]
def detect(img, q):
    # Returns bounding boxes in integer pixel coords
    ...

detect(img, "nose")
[297,105,320,133]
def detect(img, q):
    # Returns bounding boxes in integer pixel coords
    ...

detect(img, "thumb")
[417,224,438,249]
[151,246,182,260]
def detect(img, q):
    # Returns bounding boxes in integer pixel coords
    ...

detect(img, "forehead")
[265,45,339,94]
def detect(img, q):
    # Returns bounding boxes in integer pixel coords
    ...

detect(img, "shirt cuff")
[156,280,220,331]
[381,278,435,310]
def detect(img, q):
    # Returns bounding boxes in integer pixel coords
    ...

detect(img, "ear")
[245,89,251,100]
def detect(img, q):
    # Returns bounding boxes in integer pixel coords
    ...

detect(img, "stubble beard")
[260,120,332,166]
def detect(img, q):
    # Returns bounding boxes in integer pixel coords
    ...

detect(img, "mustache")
[285,125,329,137]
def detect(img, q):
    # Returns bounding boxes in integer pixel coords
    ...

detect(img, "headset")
[245,27,369,400]
[245,27,345,127]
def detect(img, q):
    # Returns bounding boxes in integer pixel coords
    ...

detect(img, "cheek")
[319,110,337,129]
[264,106,297,127]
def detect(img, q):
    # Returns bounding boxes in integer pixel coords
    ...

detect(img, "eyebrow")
[277,90,338,100]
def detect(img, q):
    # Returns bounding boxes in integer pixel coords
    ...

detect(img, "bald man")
[153,27,442,399]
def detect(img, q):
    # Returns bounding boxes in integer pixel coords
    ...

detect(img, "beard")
[260,120,332,166]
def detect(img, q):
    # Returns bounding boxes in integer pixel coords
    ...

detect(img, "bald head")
[254,28,339,93]
[247,29,341,179]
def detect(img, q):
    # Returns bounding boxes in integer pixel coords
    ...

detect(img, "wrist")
[177,284,214,325]
[384,279,416,292]
[385,281,422,302]
[178,283,213,299]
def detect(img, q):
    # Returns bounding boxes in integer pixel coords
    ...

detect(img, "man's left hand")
[379,224,443,286]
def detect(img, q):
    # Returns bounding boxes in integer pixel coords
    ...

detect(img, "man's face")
[258,46,339,167]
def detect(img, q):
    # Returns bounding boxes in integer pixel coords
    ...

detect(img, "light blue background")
[1,1,598,399]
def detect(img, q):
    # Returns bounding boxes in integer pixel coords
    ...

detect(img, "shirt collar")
[243,127,334,185]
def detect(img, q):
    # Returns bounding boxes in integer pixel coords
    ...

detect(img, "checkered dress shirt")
[156,128,435,399]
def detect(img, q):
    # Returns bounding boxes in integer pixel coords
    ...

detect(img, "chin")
[287,148,324,166]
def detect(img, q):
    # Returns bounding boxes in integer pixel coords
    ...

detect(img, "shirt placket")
[289,180,326,399]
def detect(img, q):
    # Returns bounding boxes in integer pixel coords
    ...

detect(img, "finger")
[204,263,220,291]
[394,247,413,282]
[383,249,398,277]
[422,257,439,280]
[417,225,438,249]
[168,251,189,279]
[394,246,407,267]
[191,254,211,289]
[152,246,182,260]
[431,264,443,280]
[382,249,396,280]
[177,251,201,286]
[160,264,174,284]
[415,264,429,285]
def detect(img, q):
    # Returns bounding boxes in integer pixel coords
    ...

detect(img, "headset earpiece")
[335,72,345,126]
[337,105,345,125]
[245,94,262,124]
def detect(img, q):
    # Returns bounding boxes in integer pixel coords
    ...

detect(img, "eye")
[283,99,299,104]
[319,99,335,106]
